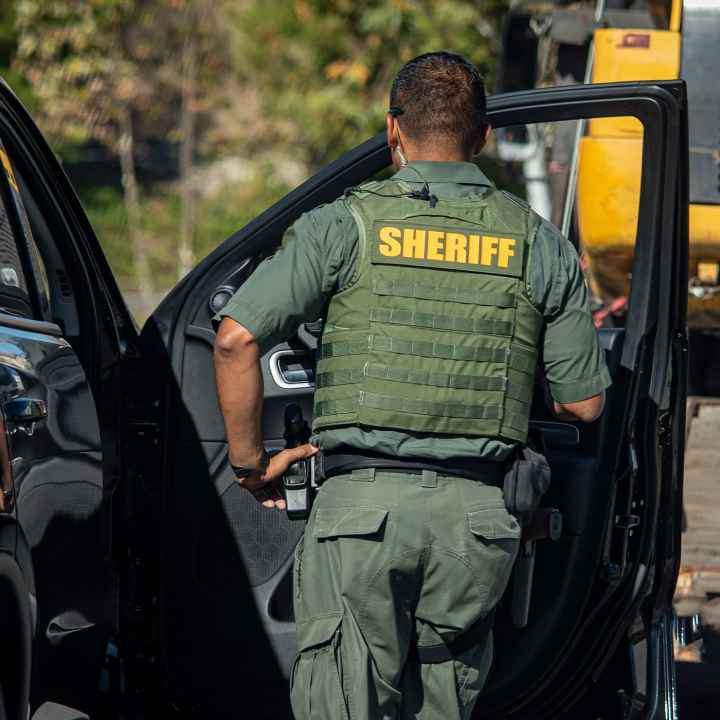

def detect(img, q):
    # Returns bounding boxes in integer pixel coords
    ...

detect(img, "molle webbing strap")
[369,307,513,337]
[316,364,509,392]
[506,378,533,403]
[319,335,536,373]
[317,338,368,359]
[315,392,502,420]
[508,351,536,374]
[372,278,516,308]
[315,394,530,433]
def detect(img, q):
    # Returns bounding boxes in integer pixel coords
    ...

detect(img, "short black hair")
[389,52,488,152]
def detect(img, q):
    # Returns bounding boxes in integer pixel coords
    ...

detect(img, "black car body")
[0,80,688,720]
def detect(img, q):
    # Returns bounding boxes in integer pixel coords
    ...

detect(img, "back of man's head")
[390,52,487,155]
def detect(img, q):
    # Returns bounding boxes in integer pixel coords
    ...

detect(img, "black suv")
[0,80,688,720]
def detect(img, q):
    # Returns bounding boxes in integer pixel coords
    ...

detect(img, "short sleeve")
[214,198,357,355]
[527,220,612,403]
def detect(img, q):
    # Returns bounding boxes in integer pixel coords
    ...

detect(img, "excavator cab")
[499,0,720,392]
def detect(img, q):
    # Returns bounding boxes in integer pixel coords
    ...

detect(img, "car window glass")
[0,146,51,320]
[483,115,643,328]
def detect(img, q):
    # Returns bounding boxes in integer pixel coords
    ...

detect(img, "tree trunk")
[178,31,197,280]
[118,114,154,319]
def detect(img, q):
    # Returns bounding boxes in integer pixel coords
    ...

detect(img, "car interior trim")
[0,311,62,337]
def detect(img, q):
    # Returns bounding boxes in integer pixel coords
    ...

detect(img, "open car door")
[0,81,137,718]
[131,80,688,719]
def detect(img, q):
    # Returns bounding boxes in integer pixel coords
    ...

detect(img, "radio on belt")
[282,403,312,520]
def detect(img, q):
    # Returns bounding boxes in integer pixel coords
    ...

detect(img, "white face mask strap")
[396,144,408,166]
[394,126,408,166]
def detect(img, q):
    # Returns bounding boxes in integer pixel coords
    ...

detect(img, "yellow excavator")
[498,0,720,392]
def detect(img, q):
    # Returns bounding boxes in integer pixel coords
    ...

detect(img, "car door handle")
[4,397,47,424]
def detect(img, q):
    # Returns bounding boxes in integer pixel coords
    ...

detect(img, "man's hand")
[236,443,319,510]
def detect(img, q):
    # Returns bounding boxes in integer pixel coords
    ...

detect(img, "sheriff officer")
[213,51,609,720]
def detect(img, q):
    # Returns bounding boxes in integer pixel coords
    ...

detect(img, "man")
[214,52,610,720]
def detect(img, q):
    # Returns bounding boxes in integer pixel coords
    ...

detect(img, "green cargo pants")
[290,468,521,720]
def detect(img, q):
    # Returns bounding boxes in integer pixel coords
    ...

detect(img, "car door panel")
[483,328,629,708]
[0,313,110,715]
[135,81,686,718]
[142,305,312,713]
[0,84,136,718]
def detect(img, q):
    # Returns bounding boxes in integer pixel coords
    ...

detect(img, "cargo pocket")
[290,613,348,720]
[311,506,388,541]
[466,508,522,611]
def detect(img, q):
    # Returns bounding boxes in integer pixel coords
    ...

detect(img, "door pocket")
[312,506,388,540]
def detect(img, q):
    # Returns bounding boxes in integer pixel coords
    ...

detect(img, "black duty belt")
[317,450,504,485]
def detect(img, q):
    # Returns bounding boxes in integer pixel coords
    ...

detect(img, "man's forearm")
[214,319,265,466]
[552,392,605,423]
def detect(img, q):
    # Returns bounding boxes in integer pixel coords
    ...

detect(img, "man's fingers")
[265,444,319,479]
[238,444,318,507]
[248,480,286,510]
[292,443,320,460]
[293,443,320,460]
[268,481,287,510]
[283,443,320,468]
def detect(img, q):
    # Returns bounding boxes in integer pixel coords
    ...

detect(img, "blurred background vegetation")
[1,0,510,321]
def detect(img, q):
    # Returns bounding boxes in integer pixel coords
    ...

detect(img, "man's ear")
[472,123,492,157]
[387,113,402,168]
[473,122,493,156]
[387,114,397,149]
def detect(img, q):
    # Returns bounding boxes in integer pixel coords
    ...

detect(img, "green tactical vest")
[312,179,543,444]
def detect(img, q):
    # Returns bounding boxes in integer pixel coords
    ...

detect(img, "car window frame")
[0,139,51,322]
[487,83,684,402]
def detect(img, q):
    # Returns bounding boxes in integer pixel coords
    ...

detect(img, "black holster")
[503,446,551,516]
[504,445,561,629]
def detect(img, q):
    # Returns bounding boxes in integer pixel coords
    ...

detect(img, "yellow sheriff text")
[377,225,517,269]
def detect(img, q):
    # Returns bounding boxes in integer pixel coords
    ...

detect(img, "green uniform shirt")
[217,161,611,461]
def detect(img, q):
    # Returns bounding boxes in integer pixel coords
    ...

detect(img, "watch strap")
[230,449,270,479]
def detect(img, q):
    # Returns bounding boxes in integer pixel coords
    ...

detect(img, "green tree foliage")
[230,0,510,167]
[0,2,34,111]
[15,0,166,314]
[14,0,230,312]
[16,1,145,145]
[9,1,511,320]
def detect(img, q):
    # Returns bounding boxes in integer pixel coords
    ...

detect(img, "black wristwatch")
[230,449,271,480]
